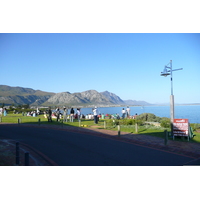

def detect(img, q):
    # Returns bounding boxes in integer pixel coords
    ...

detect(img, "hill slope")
[0,85,152,106]
[0,85,55,106]
[45,90,114,106]
[100,91,125,105]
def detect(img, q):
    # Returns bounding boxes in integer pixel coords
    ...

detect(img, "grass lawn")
[1,114,200,143]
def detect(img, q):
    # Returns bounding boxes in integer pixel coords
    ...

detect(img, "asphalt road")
[0,125,194,166]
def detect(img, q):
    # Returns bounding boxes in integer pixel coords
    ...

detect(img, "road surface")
[0,125,194,166]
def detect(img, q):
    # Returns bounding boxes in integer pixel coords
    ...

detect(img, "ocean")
[73,105,200,124]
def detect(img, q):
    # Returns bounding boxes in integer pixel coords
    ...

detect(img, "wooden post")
[164,130,168,145]
[118,125,120,136]
[104,121,106,129]
[16,142,20,165]
[135,123,138,133]
[25,152,29,166]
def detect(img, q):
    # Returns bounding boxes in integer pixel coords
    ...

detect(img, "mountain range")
[0,85,151,107]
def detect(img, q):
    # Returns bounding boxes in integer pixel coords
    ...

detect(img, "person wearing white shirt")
[122,108,126,119]
[93,106,99,124]
[126,106,130,118]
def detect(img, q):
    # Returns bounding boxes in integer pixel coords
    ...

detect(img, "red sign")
[173,119,189,136]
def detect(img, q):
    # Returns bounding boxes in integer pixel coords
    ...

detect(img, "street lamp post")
[161,60,183,135]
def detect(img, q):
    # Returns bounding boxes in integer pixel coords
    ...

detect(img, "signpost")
[173,119,190,141]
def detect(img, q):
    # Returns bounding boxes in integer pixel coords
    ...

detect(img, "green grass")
[1,114,200,143]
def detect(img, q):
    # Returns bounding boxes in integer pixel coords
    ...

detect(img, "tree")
[23,104,30,109]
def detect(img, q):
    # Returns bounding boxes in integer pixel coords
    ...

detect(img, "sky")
[0,33,200,104]
[0,1,200,104]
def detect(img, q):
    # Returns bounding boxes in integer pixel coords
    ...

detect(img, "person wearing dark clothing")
[48,107,52,122]
[70,108,74,122]
[56,107,60,122]
[122,108,126,119]
[93,106,99,124]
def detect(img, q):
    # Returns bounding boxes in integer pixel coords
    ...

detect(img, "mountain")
[100,91,125,105]
[0,85,152,106]
[46,90,113,106]
[123,99,151,106]
[0,85,55,106]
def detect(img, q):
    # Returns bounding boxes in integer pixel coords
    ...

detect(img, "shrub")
[160,118,171,128]
[190,123,200,131]
[107,119,119,126]
[137,113,159,122]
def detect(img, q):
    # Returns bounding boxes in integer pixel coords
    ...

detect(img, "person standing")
[126,106,131,118]
[56,107,60,122]
[3,108,7,116]
[37,107,40,115]
[93,106,99,124]
[0,107,3,116]
[48,107,52,122]
[63,107,68,122]
[76,108,81,122]
[70,108,74,122]
[134,113,138,119]
[121,108,126,119]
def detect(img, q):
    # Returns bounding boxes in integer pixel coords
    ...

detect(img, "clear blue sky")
[0,33,200,104]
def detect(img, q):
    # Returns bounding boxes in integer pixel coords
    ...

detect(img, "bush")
[190,123,200,131]
[137,113,159,121]
[160,118,171,128]
[119,118,144,126]
[106,118,144,126]
[120,119,134,125]
[107,119,119,126]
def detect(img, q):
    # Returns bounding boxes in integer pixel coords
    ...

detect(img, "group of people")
[0,107,7,116]
[46,107,82,123]
[121,107,138,119]
[44,106,137,123]
[45,106,100,124]
[121,106,131,119]
[25,111,38,117]
[0,106,138,125]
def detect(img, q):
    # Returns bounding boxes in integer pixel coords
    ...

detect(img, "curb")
[19,141,58,166]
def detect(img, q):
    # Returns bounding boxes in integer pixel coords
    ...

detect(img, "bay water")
[76,105,200,124]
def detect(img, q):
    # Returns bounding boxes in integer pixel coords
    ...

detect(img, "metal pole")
[170,95,174,136]
[16,142,20,165]
[170,60,173,96]
[170,60,174,136]
[161,60,183,137]
[25,152,29,166]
